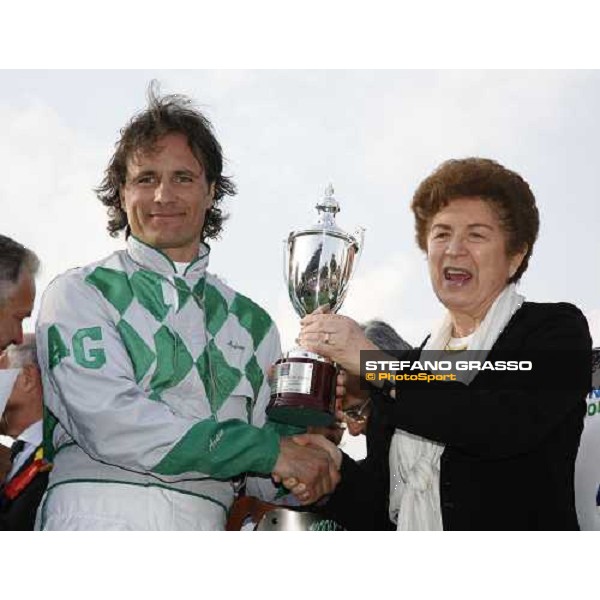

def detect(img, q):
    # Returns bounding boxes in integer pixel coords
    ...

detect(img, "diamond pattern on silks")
[174,277,192,312]
[230,293,273,350]
[203,283,229,336]
[130,270,171,322]
[174,297,209,360]
[196,339,243,414]
[245,355,264,399]
[82,252,274,429]
[212,312,255,377]
[191,278,205,308]
[117,319,156,383]
[86,267,134,316]
[158,368,213,421]
[150,326,194,396]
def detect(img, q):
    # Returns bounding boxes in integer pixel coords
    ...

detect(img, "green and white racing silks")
[36,237,282,527]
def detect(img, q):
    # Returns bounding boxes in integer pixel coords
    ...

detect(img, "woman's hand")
[273,437,340,505]
[298,313,377,375]
[280,433,344,504]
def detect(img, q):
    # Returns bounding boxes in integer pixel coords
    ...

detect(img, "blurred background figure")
[339,320,411,438]
[0,235,39,513]
[307,320,410,447]
[0,334,49,530]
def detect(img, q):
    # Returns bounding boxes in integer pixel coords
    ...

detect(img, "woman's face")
[427,197,526,320]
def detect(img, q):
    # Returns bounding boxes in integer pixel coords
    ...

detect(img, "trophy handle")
[352,226,365,274]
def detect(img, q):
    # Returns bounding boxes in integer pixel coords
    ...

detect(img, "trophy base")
[267,405,334,428]
[268,352,337,427]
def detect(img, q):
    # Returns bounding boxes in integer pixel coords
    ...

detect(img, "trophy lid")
[290,184,353,242]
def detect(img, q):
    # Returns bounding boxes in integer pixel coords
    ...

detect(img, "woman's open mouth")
[444,267,473,285]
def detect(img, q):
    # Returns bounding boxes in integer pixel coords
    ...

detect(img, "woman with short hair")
[295,157,591,530]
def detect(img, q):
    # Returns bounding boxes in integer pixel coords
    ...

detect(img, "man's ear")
[208,182,216,206]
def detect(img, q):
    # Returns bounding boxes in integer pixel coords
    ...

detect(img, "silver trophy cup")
[267,185,364,427]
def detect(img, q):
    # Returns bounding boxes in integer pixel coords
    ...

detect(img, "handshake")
[271,433,343,505]
[266,368,370,505]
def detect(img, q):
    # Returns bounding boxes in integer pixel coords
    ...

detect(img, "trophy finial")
[316,183,340,222]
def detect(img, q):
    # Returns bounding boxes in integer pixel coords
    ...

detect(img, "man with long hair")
[35,84,337,530]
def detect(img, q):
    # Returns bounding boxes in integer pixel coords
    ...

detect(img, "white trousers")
[36,481,227,531]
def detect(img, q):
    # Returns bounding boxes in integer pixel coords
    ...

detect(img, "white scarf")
[388,284,525,530]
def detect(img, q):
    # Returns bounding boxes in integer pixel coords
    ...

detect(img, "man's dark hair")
[0,235,39,304]
[96,81,237,241]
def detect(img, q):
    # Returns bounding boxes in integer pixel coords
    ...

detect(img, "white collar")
[127,236,210,280]
[5,420,44,483]
[16,419,43,447]
[173,261,191,275]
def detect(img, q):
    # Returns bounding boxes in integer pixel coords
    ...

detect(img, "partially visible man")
[0,334,48,530]
[0,235,38,486]
[0,235,38,353]
[35,84,337,530]
[339,320,411,437]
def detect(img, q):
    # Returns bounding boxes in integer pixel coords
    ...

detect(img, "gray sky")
[2,70,600,350]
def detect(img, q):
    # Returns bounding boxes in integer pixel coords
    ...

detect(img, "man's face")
[0,345,43,439]
[0,271,35,352]
[120,133,215,263]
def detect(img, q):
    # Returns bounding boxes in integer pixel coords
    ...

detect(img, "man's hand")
[279,434,344,504]
[0,443,11,485]
[292,433,343,470]
[272,436,340,505]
